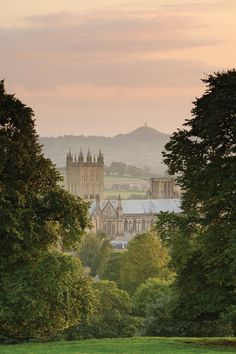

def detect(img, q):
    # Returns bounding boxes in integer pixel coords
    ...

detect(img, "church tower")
[66,149,104,200]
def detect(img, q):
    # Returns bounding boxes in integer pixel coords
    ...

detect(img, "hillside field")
[1,337,236,354]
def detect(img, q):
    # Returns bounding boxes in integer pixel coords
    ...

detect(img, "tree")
[126,165,143,178]
[0,81,92,339]
[120,232,172,295]
[132,278,178,337]
[0,252,93,340]
[132,278,172,317]
[142,293,178,337]
[100,251,124,287]
[106,162,127,176]
[0,81,90,262]
[77,281,136,338]
[79,232,112,276]
[157,70,236,335]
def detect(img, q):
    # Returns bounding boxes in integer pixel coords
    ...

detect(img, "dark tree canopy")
[0,80,90,264]
[157,70,236,335]
[163,70,236,221]
[0,81,92,339]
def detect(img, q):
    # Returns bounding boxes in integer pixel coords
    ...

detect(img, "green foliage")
[133,278,173,317]
[106,162,127,176]
[79,232,112,276]
[120,232,172,295]
[0,252,93,340]
[77,281,137,338]
[143,293,178,337]
[132,278,178,337]
[100,251,124,287]
[105,161,154,178]
[157,70,236,335]
[0,81,90,263]
[0,81,92,339]
[220,306,236,336]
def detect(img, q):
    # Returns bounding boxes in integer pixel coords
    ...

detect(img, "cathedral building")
[66,150,181,240]
[66,149,104,200]
[90,197,181,240]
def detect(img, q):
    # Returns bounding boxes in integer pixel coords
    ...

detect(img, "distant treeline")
[105,162,156,178]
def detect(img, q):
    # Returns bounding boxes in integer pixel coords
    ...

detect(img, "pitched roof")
[90,199,181,215]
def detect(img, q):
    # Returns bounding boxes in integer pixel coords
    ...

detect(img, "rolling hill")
[39,125,170,174]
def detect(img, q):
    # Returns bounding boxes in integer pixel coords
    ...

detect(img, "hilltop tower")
[66,149,104,200]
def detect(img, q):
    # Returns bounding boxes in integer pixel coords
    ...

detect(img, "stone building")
[150,176,181,199]
[66,149,104,200]
[90,197,181,240]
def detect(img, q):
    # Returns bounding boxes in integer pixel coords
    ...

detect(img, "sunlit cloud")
[162,1,230,12]
[0,2,233,136]
[0,9,220,90]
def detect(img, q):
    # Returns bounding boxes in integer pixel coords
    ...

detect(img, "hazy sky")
[1,0,235,136]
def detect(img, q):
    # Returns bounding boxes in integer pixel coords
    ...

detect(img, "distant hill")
[115,125,168,140]
[39,125,170,174]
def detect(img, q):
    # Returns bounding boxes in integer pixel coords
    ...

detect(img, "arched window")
[112,223,116,236]
[142,219,146,231]
[129,220,132,233]
[103,223,107,234]
[108,220,112,236]
[74,182,77,195]
[133,219,137,232]
[124,220,128,232]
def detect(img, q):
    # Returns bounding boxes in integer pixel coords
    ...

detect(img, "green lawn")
[1,337,235,354]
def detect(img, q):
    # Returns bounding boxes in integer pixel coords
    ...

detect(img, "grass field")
[104,175,148,199]
[104,176,148,184]
[103,190,147,199]
[1,337,236,354]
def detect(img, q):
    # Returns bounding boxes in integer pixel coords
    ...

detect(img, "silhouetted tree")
[0,81,92,339]
[157,70,236,335]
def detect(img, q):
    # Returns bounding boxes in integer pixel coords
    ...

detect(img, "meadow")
[104,175,148,199]
[103,190,147,199]
[1,337,236,354]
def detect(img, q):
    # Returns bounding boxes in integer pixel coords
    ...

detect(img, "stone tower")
[66,149,104,200]
[150,176,181,199]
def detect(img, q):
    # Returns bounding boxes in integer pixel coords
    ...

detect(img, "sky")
[1,0,235,137]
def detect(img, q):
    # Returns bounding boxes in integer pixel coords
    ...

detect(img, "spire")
[97,149,104,164]
[66,149,73,165]
[87,149,92,163]
[117,194,122,210]
[78,149,84,163]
